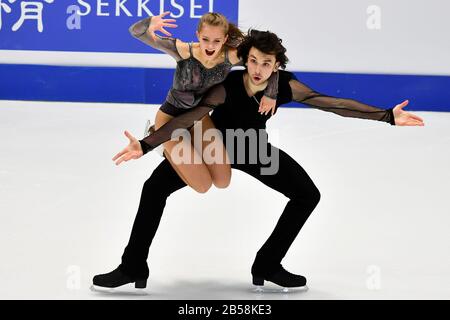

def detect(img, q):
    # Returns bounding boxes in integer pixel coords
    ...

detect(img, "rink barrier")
[0,63,448,111]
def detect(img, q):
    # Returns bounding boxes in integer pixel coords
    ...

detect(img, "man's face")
[246,47,280,85]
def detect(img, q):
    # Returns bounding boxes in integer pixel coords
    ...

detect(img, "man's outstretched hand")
[112,130,144,166]
[393,100,425,126]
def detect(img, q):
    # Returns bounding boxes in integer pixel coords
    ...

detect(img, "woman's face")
[196,24,228,60]
[246,47,280,86]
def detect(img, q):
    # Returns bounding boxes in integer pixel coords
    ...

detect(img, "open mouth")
[252,75,262,82]
[205,49,215,56]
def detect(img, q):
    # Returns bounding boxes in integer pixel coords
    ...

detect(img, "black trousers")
[119,143,321,279]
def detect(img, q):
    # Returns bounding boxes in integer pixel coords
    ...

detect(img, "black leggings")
[119,143,321,279]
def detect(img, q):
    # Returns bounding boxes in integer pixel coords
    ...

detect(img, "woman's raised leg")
[189,115,231,189]
[155,109,213,193]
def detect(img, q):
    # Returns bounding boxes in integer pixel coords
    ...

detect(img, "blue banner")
[0,0,239,53]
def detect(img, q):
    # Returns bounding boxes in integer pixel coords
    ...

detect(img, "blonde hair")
[197,12,244,48]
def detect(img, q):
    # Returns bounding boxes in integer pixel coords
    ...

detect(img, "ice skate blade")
[252,284,309,293]
[143,120,153,138]
[90,285,148,296]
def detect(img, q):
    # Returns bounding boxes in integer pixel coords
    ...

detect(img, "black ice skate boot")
[252,266,307,292]
[91,267,147,292]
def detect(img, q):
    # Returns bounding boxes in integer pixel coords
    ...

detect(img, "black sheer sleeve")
[263,71,279,99]
[289,79,396,125]
[139,84,227,154]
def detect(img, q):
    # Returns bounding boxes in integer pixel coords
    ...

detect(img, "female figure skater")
[122,12,279,193]
[93,30,424,292]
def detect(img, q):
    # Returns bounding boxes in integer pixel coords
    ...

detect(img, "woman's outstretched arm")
[129,11,183,61]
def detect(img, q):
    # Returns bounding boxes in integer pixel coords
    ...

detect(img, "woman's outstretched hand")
[393,100,425,126]
[112,131,144,166]
[259,96,277,116]
[149,11,178,37]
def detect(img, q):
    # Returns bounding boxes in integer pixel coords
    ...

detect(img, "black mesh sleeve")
[289,79,396,125]
[139,84,227,154]
[263,71,279,99]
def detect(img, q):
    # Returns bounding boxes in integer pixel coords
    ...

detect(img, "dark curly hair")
[237,29,289,69]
